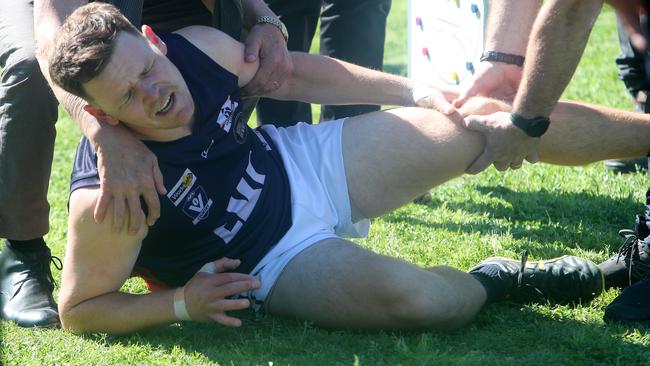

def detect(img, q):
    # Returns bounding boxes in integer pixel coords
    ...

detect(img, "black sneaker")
[469,251,604,304]
[604,271,650,327]
[0,242,62,327]
[598,229,650,289]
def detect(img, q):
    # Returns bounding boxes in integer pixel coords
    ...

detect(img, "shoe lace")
[516,250,545,299]
[11,255,63,301]
[615,229,641,287]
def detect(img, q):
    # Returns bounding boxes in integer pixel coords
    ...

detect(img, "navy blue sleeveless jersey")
[70,33,292,289]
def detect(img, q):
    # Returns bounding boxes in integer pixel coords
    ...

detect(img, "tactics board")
[408,0,487,87]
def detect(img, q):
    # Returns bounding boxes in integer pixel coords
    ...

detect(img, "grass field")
[3,1,650,365]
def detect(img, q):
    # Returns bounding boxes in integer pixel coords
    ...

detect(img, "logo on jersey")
[233,112,247,144]
[201,139,215,159]
[182,186,213,225]
[167,168,197,206]
[216,96,238,132]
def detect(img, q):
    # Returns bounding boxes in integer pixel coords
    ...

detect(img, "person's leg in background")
[604,16,650,173]
[256,0,323,127]
[0,0,61,328]
[319,0,392,121]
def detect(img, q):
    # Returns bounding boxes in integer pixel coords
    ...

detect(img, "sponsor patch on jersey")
[167,168,197,206]
[233,112,247,144]
[182,186,213,225]
[216,96,238,132]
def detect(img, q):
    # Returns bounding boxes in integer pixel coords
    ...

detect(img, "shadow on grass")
[384,185,643,256]
[75,304,650,365]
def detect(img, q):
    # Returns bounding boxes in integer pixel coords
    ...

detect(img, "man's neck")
[130,116,195,142]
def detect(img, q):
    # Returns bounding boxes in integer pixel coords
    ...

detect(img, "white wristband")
[173,287,192,321]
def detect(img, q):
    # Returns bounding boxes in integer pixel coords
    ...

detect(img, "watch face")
[408,0,485,86]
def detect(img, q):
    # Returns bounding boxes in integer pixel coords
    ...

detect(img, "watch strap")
[480,51,525,67]
[510,113,550,138]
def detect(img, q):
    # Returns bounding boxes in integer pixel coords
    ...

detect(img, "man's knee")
[375,265,482,330]
[457,97,512,118]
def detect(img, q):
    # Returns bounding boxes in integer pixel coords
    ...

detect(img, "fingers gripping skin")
[93,125,166,235]
[183,258,261,327]
[461,112,540,174]
[240,23,293,96]
[410,82,458,115]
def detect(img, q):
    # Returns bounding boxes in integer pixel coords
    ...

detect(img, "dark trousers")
[615,17,650,110]
[257,0,322,127]
[320,0,391,120]
[257,0,392,127]
[614,16,650,166]
[0,0,59,239]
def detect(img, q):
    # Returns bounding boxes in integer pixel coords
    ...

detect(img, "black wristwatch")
[509,113,550,138]
[480,51,525,67]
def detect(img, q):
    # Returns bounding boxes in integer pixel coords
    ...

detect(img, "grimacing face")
[83,28,195,140]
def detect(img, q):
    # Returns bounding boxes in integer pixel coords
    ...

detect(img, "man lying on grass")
[50,3,650,334]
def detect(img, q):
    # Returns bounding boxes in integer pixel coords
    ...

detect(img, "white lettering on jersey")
[213,152,265,244]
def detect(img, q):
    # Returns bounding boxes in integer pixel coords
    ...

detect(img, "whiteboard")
[408,0,487,87]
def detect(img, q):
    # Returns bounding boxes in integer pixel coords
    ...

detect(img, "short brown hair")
[49,2,140,100]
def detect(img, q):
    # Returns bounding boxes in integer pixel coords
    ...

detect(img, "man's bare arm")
[34,0,165,234]
[174,26,456,114]
[62,188,259,334]
[512,0,603,119]
[455,0,604,174]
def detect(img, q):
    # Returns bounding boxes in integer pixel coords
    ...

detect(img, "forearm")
[486,0,542,54]
[61,290,177,334]
[270,53,421,107]
[513,0,603,118]
[34,0,105,140]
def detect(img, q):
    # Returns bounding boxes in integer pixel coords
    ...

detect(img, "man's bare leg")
[266,98,637,329]
[265,238,486,330]
[343,99,650,218]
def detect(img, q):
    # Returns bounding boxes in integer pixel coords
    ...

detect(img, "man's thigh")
[265,237,485,330]
[341,107,488,220]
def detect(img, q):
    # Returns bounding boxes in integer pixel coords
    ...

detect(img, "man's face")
[83,30,195,136]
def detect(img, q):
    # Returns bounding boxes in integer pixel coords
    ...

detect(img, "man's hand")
[463,111,540,174]
[184,258,261,326]
[411,83,458,115]
[452,62,523,107]
[240,23,293,96]
[93,125,166,234]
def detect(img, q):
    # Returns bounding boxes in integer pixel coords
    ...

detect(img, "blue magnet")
[466,62,475,74]
[471,3,480,18]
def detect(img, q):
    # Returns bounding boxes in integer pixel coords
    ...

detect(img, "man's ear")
[83,105,119,126]
[142,25,167,55]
